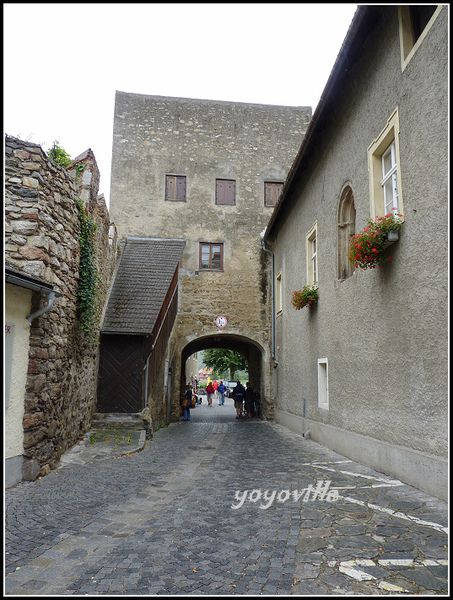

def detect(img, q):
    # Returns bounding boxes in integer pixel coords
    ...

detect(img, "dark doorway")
[97,334,144,413]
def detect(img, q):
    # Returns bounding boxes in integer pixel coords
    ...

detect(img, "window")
[398,5,441,70]
[199,243,223,270]
[306,222,318,286]
[317,358,329,410]
[338,185,356,281]
[165,175,186,202]
[368,109,404,219]
[381,142,398,216]
[216,179,236,205]
[264,182,284,207]
[276,271,283,314]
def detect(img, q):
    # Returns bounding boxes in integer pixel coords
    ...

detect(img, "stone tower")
[108,92,311,420]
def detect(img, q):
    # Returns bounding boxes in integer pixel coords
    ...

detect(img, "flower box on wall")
[349,212,402,269]
[291,285,318,310]
[385,229,399,247]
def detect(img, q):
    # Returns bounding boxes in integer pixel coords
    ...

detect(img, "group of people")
[180,379,257,421]
[231,381,255,419]
[205,379,227,406]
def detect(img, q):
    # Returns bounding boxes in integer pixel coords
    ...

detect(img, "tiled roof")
[102,238,185,335]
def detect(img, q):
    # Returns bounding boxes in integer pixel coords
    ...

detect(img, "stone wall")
[4,135,118,479]
[109,93,312,417]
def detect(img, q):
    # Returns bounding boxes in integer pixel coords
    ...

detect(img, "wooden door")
[97,334,144,413]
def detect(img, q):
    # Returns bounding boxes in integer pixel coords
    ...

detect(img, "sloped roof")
[5,264,61,296]
[102,237,185,335]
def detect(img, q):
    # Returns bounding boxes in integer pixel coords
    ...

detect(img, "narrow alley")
[5,397,448,595]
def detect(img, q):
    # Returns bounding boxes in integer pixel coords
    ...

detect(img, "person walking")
[206,382,215,406]
[182,385,193,421]
[213,379,219,400]
[232,380,245,419]
[217,380,227,405]
[244,382,254,418]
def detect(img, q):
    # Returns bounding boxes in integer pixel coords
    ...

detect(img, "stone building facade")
[5,135,118,486]
[263,6,448,499]
[108,93,312,420]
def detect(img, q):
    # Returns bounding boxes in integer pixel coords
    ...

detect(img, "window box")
[349,213,402,270]
[385,229,400,247]
[291,285,318,310]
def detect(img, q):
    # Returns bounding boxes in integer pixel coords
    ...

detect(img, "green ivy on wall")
[76,199,99,339]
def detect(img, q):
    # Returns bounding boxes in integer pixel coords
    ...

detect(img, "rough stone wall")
[110,93,311,417]
[4,135,118,479]
[110,93,311,245]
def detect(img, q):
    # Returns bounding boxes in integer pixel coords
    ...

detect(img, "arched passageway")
[180,333,267,417]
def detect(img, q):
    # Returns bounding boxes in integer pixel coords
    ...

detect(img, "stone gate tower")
[107,91,311,423]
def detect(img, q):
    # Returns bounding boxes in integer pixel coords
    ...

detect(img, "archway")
[180,333,267,418]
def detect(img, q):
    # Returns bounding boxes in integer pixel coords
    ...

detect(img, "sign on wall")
[215,316,227,328]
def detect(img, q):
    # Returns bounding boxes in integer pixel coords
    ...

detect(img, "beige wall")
[5,285,32,486]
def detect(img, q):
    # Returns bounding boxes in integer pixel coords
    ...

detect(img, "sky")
[4,3,358,206]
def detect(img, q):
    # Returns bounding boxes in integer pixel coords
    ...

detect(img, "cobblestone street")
[5,397,448,595]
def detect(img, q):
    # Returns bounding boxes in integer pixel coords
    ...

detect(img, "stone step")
[91,413,147,430]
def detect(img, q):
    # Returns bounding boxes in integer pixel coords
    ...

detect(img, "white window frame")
[368,109,404,220]
[381,141,399,216]
[306,222,318,287]
[317,358,329,410]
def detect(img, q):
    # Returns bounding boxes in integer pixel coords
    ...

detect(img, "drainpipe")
[5,271,61,323]
[260,230,278,366]
[27,291,56,323]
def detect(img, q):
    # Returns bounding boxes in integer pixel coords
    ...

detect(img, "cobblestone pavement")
[4,396,449,595]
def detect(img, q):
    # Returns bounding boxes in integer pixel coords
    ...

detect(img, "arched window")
[338,185,356,281]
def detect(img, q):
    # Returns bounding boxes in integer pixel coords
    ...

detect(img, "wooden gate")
[97,334,144,413]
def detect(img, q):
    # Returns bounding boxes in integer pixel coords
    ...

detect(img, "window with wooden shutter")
[264,182,284,207]
[165,175,186,202]
[215,179,236,205]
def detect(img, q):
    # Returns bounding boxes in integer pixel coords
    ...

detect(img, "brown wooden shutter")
[216,179,235,205]
[265,182,284,207]
[166,175,186,201]
[176,176,186,201]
